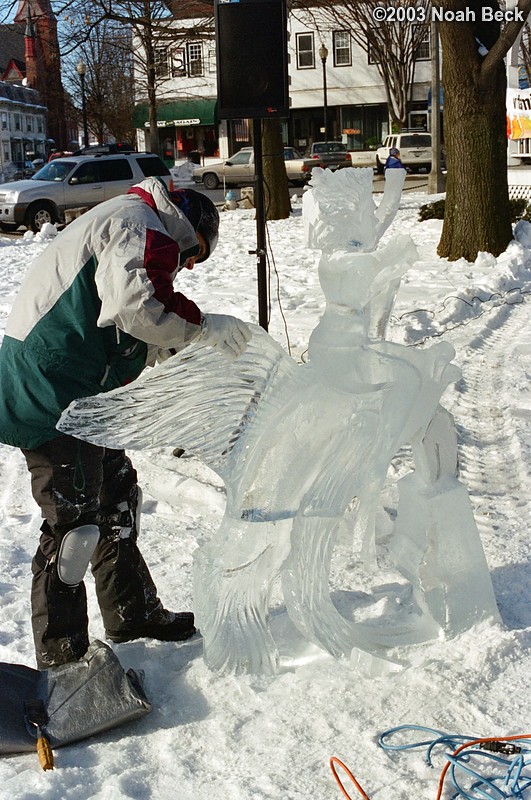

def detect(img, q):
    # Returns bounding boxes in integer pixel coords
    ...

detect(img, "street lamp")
[76,58,89,148]
[319,43,329,141]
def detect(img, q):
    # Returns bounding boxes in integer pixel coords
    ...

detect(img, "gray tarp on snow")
[0,640,151,754]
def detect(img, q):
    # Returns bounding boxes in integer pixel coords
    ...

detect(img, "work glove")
[199,313,252,359]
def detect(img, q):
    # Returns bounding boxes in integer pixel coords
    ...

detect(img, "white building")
[133,7,432,163]
[0,80,47,179]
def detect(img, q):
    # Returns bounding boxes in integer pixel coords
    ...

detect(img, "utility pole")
[428,20,445,194]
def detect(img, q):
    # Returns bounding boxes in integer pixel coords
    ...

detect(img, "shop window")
[233,119,250,142]
[333,31,351,66]
[296,32,315,69]
[187,42,203,77]
[341,104,388,151]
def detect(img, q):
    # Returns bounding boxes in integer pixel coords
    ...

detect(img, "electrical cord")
[330,727,531,800]
[391,286,531,346]
[265,219,292,356]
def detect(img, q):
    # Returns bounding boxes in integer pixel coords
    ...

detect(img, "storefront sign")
[144,118,202,128]
[174,118,201,126]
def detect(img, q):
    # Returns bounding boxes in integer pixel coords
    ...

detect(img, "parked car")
[375,132,432,174]
[302,141,353,172]
[48,151,74,161]
[193,146,308,190]
[0,152,173,233]
[2,160,36,182]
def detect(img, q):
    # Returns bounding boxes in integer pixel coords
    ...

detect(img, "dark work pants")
[22,434,165,668]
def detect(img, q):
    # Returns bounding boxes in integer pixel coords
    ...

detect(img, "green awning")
[133,98,217,128]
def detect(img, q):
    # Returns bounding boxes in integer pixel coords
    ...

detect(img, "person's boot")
[92,487,195,644]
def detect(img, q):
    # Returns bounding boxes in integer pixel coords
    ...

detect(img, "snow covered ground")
[0,189,529,799]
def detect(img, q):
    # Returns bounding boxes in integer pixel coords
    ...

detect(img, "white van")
[376,132,432,174]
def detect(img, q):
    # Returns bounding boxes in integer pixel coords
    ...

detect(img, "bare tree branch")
[480,0,531,83]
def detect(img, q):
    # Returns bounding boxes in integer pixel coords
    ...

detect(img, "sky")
[0,179,529,800]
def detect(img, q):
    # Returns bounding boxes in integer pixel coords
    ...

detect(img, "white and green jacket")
[0,177,204,449]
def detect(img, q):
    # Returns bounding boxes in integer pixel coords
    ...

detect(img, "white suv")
[376,132,432,174]
[0,152,173,233]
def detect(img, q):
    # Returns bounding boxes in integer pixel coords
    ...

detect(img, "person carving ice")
[0,177,251,669]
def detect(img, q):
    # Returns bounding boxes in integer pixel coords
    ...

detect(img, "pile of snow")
[170,160,195,186]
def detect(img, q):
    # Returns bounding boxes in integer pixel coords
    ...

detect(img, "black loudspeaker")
[215,0,289,119]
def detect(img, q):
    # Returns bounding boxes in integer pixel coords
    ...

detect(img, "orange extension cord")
[330,734,531,800]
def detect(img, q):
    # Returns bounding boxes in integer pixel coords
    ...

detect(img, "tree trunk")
[437,13,512,261]
[261,119,291,221]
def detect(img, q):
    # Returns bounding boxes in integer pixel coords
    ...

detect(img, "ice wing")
[58,325,297,479]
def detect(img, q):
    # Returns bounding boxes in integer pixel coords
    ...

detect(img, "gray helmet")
[169,188,220,262]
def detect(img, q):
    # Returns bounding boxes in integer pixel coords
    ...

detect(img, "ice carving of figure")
[59,167,500,675]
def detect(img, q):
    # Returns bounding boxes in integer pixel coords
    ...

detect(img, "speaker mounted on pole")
[215,0,289,120]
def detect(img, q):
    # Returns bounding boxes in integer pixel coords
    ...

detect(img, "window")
[296,32,315,69]
[37,116,44,133]
[100,159,133,181]
[400,134,431,148]
[208,48,217,74]
[14,114,21,131]
[333,31,351,66]
[26,116,33,132]
[187,42,203,77]
[229,150,252,165]
[135,156,170,178]
[1,112,8,130]
[415,28,430,60]
[154,48,169,79]
[233,119,250,142]
[172,47,186,77]
[71,162,101,184]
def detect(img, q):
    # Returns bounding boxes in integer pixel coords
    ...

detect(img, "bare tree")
[293,0,431,128]
[434,0,531,261]
[62,20,135,145]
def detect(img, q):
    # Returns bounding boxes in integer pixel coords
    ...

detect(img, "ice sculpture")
[58,167,500,675]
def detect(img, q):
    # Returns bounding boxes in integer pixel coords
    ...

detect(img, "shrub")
[418,199,445,221]
[509,197,530,221]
